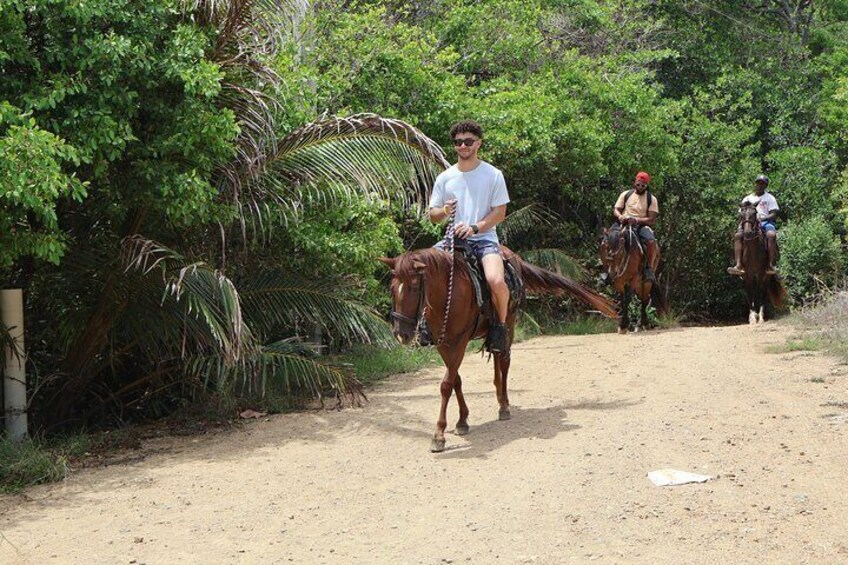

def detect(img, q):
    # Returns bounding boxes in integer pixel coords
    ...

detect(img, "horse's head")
[739,204,760,240]
[379,254,427,345]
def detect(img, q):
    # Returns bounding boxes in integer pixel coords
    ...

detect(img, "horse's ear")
[412,260,426,273]
[378,257,396,270]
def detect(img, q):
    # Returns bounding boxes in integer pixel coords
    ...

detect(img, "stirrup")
[486,323,509,353]
[765,265,779,276]
[727,266,745,276]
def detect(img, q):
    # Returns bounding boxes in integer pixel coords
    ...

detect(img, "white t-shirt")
[429,161,510,243]
[742,192,779,221]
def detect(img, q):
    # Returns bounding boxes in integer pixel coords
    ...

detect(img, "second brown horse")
[600,224,662,333]
[381,245,616,452]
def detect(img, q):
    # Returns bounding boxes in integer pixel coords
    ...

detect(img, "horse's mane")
[606,226,636,253]
[395,247,469,281]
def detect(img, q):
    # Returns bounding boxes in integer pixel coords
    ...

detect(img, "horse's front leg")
[619,288,631,334]
[745,279,757,325]
[432,346,464,453]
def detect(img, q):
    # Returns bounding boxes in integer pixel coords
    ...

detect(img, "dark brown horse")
[600,225,662,333]
[380,245,617,452]
[737,205,787,324]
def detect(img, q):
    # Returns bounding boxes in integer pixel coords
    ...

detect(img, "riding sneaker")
[726,265,745,276]
[643,267,657,283]
[487,322,510,353]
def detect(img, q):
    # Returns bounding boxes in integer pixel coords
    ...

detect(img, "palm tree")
[36,1,450,429]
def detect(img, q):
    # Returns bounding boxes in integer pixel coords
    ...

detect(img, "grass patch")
[766,337,823,354]
[1,436,72,493]
[809,376,826,383]
[780,290,848,361]
[656,309,684,329]
[334,344,441,386]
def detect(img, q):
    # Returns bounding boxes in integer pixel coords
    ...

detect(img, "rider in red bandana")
[610,171,660,283]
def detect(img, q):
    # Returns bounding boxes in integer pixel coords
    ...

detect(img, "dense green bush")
[780,216,844,302]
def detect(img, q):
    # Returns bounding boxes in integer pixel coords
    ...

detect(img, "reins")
[437,217,456,345]
[606,224,641,280]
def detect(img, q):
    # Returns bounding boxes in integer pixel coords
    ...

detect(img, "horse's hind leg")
[638,291,650,331]
[757,284,766,324]
[494,351,511,420]
[454,374,470,435]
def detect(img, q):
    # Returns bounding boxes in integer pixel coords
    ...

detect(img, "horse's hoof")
[455,424,470,436]
[430,438,446,453]
[617,328,628,335]
[498,408,511,421]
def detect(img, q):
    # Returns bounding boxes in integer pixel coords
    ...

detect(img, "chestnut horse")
[380,245,617,452]
[737,205,787,324]
[600,225,662,333]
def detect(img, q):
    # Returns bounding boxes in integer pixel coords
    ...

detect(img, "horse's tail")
[767,276,790,312]
[517,257,619,319]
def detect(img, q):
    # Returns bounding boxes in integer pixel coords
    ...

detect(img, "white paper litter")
[647,468,711,487]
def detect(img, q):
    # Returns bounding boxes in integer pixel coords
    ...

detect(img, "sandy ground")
[2,323,848,565]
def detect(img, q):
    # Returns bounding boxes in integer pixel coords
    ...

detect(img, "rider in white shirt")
[727,174,779,276]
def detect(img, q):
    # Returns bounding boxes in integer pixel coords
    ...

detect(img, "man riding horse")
[727,174,779,276]
[610,171,659,283]
[428,119,511,353]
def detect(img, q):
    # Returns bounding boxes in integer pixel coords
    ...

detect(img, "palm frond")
[122,236,252,365]
[185,338,361,401]
[238,269,395,347]
[232,113,449,236]
[520,248,587,280]
[498,203,558,245]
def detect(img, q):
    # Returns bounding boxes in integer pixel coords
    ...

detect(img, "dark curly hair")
[449,119,483,139]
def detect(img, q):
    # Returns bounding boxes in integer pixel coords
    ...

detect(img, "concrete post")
[2,289,27,441]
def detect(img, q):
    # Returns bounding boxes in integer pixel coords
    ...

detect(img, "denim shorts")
[737,221,776,233]
[611,222,654,242]
[435,238,501,261]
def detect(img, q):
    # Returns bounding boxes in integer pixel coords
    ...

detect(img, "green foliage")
[0,437,69,493]
[0,108,86,266]
[780,216,844,302]
[767,146,838,223]
[4,0,848,437]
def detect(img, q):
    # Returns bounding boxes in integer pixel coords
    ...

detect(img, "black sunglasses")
[452,137,478,147]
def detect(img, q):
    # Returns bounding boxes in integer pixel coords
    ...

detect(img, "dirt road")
[2,324,847,564]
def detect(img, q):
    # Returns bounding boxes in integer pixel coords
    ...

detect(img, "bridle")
[390,272,426,338]
[389,216,457,345]
[605,224,641,279]
[739,208,762,242]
